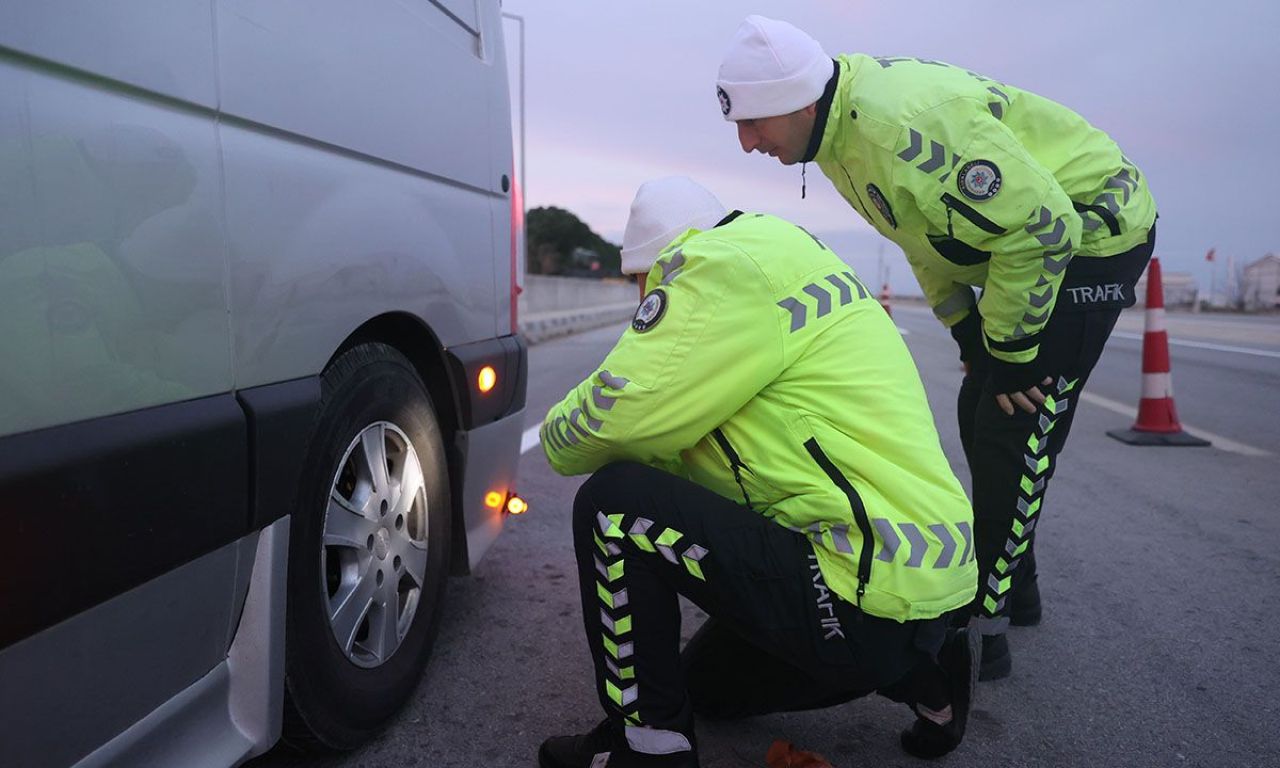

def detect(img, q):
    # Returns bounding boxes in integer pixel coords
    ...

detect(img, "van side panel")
[0,0,217,108]
[216,0,495,193]
[218,126,498,386]
[0,57,233,437]
[215,0,508,384]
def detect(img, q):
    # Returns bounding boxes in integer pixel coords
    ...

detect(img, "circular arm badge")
[632,289,668,333]
[958,159,1002,201]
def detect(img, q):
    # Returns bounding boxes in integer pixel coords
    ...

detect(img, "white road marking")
[1076,391,1272,458]
[897,325,911,336]
[1110,331,1280,360]
[521,426,541,454]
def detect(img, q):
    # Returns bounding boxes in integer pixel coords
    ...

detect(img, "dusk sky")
[500,1,1277,296]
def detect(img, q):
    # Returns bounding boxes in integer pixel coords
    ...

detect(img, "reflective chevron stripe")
[932,287,977,320]
[682,544,709,581]
[592,511,713,725]
[628,517,657,553]
[825,274,853,305]
[803,283,832,318]
[870,518,973,568]
[591,386,617,411]
[898,128,957,180]
[918,140,947,173]
[778,297,806,332]
[873,518,900,562]
[659,249,685,286]
[1026,206,1053,233]
[929,523,957,568]
[899,129,923,162]
[829,524,855,555]
[1035,218,1066,247]
[776,273,872,333]
[654,528,682,564]
[981,381,1077,618]
[899,523,928,568]
[956,521,974,565]
[598,370,629,390]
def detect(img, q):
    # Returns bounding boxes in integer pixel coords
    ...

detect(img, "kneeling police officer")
[538,177,982,767]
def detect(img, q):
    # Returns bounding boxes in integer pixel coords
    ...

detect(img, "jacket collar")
[811,56,864,167]
[800,59,841,164]
[714,210,745,228]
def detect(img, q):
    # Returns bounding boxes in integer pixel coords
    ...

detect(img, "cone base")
[1106,428,1211,447]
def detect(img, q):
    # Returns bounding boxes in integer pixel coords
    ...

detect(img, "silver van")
[0,1,526,765]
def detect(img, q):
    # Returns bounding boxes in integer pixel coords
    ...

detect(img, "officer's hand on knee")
[995,377,1053,416]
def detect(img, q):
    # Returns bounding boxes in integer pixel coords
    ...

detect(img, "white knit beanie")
[620,177,726,275]
[716,15,831,121]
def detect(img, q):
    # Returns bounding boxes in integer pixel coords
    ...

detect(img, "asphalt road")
[252,308,1280,768]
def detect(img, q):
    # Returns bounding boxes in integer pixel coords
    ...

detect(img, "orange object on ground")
[878,283,892,317]
[765,740,835,768]
[1106,257,1209,447]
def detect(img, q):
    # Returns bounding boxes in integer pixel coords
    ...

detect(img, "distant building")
[1133,266,1198,308]
[1242,253,1280,311]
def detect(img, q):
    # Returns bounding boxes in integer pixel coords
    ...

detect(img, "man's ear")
[802,102,818,117]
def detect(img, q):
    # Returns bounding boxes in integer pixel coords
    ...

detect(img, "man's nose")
[737,122,758,153]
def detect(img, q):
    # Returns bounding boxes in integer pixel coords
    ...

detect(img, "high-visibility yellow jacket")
[812,54,1157,366]
[542,212,977,622]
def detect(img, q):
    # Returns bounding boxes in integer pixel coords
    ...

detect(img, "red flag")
[1205,248,1216,262]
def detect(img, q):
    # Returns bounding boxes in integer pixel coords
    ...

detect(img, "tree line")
[526,206,622,278]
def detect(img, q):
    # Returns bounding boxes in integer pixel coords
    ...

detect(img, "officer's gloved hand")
[948,313,984,377]
[989,358,1053,416]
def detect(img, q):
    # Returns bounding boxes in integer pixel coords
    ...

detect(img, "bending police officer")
[714,16,1157,679]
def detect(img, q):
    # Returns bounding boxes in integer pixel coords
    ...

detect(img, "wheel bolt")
[376,569,385,586]
[396,514,404,530]
[366,534,375,550]
[380,499,388,517]
[394,555,402,570]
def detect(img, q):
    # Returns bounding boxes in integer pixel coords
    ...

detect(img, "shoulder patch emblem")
[632,289,668,333]
[866,184,897,229]
[717,86,731,117]
[958,160,1002,201]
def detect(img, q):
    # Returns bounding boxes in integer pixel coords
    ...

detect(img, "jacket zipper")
[803,437,873,604]
[711,428,754,513]
[941,193,1005,235]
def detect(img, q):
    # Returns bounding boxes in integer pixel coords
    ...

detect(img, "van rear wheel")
[282,343,451,751]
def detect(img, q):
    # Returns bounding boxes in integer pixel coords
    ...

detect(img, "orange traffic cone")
[1107,257,1210,446]
[879,283,892,317]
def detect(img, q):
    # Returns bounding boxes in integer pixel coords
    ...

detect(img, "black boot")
[979,632,1012,681]
[1010,575,1042,627]
[900,623,980,759]
[539,718,699,768]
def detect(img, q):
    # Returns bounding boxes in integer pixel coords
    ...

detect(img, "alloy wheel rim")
[321,421,429,668]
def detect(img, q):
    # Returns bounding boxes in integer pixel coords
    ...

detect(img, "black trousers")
[960,228,1155,633]
[571,461,949,733]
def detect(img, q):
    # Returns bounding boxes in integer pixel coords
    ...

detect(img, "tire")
[281,342,451,751]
